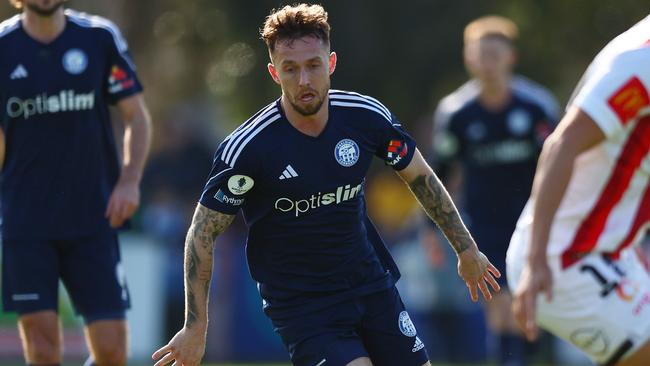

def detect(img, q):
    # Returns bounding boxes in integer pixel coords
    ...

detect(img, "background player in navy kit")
[153,4,500,366]
[429,16,558,366]
[0,1,151,366]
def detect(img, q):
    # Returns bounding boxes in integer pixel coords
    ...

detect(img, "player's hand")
[512,259,553,341]
[152,326,207,366]
[105,175,140,228]
[457,246,501,302]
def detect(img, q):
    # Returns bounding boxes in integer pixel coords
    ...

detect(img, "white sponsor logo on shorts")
[412,336,424,352]
[569,327,609,356]
[12,293,39,301]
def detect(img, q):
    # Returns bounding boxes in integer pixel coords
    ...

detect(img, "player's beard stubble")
[288,81,330,117]
[24,0,65,17]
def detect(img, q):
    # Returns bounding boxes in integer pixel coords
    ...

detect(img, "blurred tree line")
[1,0,648,141]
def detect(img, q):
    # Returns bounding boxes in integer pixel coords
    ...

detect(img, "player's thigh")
[59,230,130,323]
[1,238,60,314]
[84,319,128,365]
[537,252,650,365]
[271,300,369,366]
[17,310,62,363]
[345,357,372,366]
[357,287,429,366]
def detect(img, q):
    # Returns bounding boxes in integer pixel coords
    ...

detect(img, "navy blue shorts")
[271,286,429,366]
[1,230,130,323]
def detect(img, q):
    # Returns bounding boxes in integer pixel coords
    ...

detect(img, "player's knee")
[22,333,61,364]
[19,316,61,364]
[92,343,127,366]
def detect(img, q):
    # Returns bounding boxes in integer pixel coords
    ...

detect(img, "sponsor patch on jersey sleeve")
[607,77,650,125]
[227,175,254,195]
[107,65,136,94]
[385,139,409,166]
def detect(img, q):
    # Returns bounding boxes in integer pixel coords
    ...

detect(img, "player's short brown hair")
[8,0,22,9]
[260,3,330,53]
[464,15,518,45]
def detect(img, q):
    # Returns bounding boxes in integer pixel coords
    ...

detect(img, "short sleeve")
[102,25,143,104]
[571,67,650,138]
[374,113,417,171]
[199,139,256,214]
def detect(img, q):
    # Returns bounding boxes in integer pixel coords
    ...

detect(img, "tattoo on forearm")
[184,206,235,328]
[409,174,473,254]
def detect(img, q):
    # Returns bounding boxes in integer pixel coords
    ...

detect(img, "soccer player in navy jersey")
[0,1,151,366]
[152,4,499,366]
[429,16,558,366]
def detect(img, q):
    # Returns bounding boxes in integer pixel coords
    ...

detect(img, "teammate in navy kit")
[429,16,558,366]
[0,1,151,365]
[152,4,500,366]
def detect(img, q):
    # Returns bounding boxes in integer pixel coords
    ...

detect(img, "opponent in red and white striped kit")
[507,15,650,365]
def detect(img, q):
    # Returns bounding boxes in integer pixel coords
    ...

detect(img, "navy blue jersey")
[0,10,143,239]
[432,76,557,246]
[200,90,416,318]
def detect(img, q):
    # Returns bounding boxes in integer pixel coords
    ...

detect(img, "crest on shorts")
[334,139,359,167]
[398,311,417,337]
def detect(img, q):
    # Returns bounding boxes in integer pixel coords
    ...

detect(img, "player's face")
[268,36,337,116]
[22,0,65,17]
[464,37,515,83]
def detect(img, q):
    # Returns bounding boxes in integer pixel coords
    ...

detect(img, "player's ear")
[328,52,337,75]
[267,62,281,85]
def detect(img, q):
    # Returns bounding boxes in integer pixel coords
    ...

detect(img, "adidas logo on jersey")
[9,64,28,79]
[278,165,298,180]
[6,90,95,120]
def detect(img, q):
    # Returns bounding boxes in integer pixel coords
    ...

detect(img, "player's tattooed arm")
[408,173,473,254]
[397,149,475,254]
[183,204,235,329]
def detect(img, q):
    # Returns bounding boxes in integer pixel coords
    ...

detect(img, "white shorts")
[507,248,650,365]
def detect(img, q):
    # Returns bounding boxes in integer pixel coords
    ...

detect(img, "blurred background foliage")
[2,0,646,146]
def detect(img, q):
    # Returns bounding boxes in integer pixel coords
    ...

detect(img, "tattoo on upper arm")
[409,174,472,254]
[184,206,235,327]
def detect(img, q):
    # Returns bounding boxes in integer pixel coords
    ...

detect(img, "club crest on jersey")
[507,109,531,136]
[386,139,408,166]
[334,139,359,167]
[398,311,417,337]
[227,175,254,195]
[62,49,88,75]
